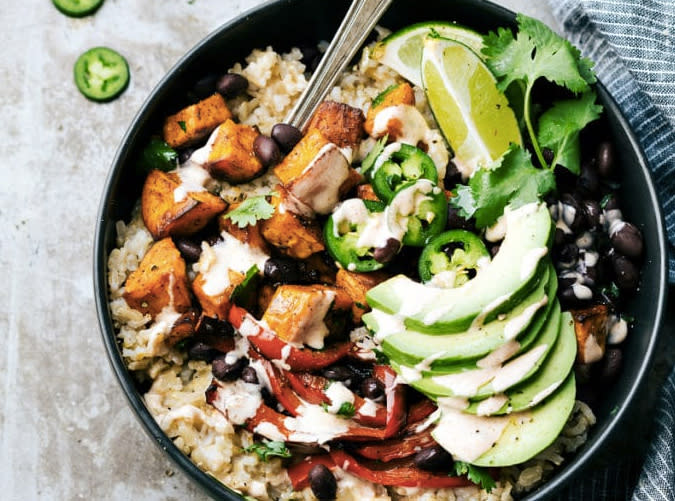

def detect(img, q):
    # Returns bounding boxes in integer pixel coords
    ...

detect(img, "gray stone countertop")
[1,1,672,500]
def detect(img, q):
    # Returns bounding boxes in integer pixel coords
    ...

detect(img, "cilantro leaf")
[360,135,388,178]
[137,137,177,173]
[223,194,275,228]
[177,120,187,132]
[337,401,356,418]
[449,144,555,228]
[230,264,261,307]
[243,440,291,462]
[483,14,597,169]
[537,91,603,174]
[453,461,496,492]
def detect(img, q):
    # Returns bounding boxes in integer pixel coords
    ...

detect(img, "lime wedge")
[372,21,484,87]
[422,36,521,177]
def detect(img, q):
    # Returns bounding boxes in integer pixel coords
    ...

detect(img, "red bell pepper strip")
[287,455,337,490]
[373,365,407,438]
[284,371,387,428]
[406,398,437,428]
[228,305,354,371]
[329,450,473,488]
[352,428,437,462]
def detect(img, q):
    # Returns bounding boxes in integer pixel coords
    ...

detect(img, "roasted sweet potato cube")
[260,188,325,259]
[356,183,380,202]
[123,238,192,318]
[364,82,416,136]
[257,283,276,316]
[192,269,245,320]
[205,119,264,183]
[274,128,361,214]
[306,101,365,149]
[572,304,610,364]
[336,269,388,323]
[262,284,346,349]
[163,93,232,149]
[219,204,270,253]
[141,169,227,240]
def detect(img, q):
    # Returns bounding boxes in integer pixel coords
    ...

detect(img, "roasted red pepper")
[288,455,337,490]
[329,450,472,488]
[373,364,407,438]
[352,428,437,462]
[228,305,353,371]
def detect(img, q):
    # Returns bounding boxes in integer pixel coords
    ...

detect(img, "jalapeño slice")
[74,47,129,102]
[325,199,392,272]
[418,230,490,286]
[53,0,104,17]
[387,179,447,247]
[371,143,438,203]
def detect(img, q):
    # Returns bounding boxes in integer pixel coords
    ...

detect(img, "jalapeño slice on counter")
[325,200,392,272]
[371,143,438,203]
[387,179,447,247]
[53,0,104,17]
[418,230,490,286]
[74,47,129,102]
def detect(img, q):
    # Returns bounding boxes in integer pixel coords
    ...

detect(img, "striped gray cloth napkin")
[547,1,675,499]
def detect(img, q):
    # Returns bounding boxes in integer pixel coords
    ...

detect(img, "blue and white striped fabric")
[548,2,675,499]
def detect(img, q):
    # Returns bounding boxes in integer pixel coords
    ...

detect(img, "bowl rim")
[93,0,668,499]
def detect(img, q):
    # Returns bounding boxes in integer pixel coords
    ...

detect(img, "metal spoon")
[284,0,394,130]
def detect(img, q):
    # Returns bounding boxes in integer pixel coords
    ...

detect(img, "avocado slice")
[431,373,576,467]
[366,203,553,333]
[377,265,553,369]
[405,302,562,399]
[464,311,577,415]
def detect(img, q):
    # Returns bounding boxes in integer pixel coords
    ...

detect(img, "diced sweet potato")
[262,284,347,349]
[356,183,380,202]
[257,283,277,316]
[219,204,270,253]
[163,93,232,149]
[274,128,361,214]
[572,304,610,364]
[336,269,388,323]
[192,269,245,320]
[205,119,264,183]
[141,169,227,240]
[260,188,325,259]
[123,238,192,318]
[364,82,415,136]
[306,101,365,149]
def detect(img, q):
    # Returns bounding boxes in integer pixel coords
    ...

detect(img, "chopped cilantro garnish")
[243,440,291,461]
[177,120,187,132]
[453,461,496,492]
[337,402,356,418]
[450,144,555,228]
[360,135,388,177]
[223,193,275,228]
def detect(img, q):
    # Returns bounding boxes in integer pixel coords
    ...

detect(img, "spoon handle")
[285,0,394,130]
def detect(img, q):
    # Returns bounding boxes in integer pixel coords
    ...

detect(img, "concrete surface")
[0,1,670,500]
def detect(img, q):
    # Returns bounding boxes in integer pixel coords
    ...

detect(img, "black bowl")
[94,0,668,499]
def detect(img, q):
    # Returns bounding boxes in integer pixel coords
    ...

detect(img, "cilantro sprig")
[453,461,496,492]
[321,400,357,419]
[223,193,276,228]
[243,440,292,462]
[483,14,599,171]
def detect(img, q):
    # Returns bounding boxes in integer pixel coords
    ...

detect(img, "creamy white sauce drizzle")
[193,232,269,296]
[324,382,355,414]
[368,309,406,342]
[358,398,379,417]
[572,282,593,300]
[476,394,508,416]
[582,334,604,363]
[414,408,442,433]
[503,296,548,340]
[476,339,521,369]
[529,381,563,407]
[285,402,349,444]
[485,215,507,242]
[607,316,628,344]
[520,247,548,280]
[289,143,351,215]
[469,293,512,329]
[172,162,212,202]
[253,421,286,442]
[211,380,263,425]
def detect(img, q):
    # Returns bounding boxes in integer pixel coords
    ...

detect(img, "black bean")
[193,74,217,99]
[177,147,195,165]
[212,355,249,382]
[443,161,462,190]
[574,363,594,385]
[374,238,400,263]
[309,464,337,500]
[197,316,234,337]
[577,161,600,196]
[583,265,599,286]
[413,445,454,471]
[597,141,615,178]
[559,285,590,307]
[542,147,555,166]
[253,135,281,167]
[554,164,578,194]
[602,193,620,211]
[187,341,219,362]
[271,123,303,153]
[556,242,579,267]
[175,238,202,262]
[599,347,623,384]
[554,228,567,247]
[322,365,354,382]
[446,206,475,231]
[264,258,301,284]
[216,73,249,98]
[612,254,640,291]
[360,377,384,400]
[583,200,601,229]
[241,366,259,385]
[560,194,585,231]
[611,222,643,259]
